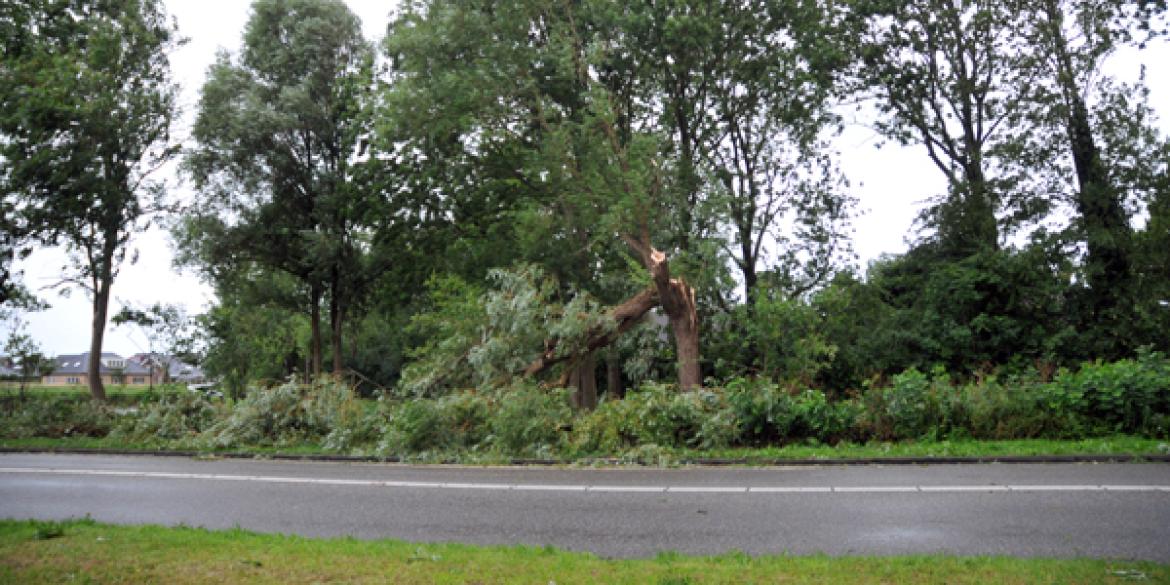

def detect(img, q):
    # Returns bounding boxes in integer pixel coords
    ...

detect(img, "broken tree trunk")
[645,248,701,391]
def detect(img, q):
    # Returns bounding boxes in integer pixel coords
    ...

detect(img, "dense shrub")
[379,392,492,454]
[862,368,947,440]
[489,383,573,457]
[788,389,864,444]
[0,396,120,439]
[572,383,735,454]
[3,353,1167,457]
[200,378,359,448]
[725,378,794,446]
[111,391,220,444]
[945,378,1074,440]
[725,379,863,446]
[1049,350,1170,437]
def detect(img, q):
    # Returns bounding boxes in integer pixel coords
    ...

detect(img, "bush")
[489,383,572,457]
[321,400,383,452]
[200,378,359,448]
[1049,350,1170,436]
[111,391,220,444]
[725,378,796,446]
[584,383,735,451]
[792,389,863,444]
[944,377,1073,440]
[570,396,640,455]
[881,368,946,440]
[379,392,492,455]
[380,399,446,453]
[0,396,120,439]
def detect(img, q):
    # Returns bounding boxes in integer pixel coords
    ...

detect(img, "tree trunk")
[570,353,598,411]
[309,284,323,378]
[605,350,624,400]
[1042,0,1133,348]
[330,274,344,379]
[646,248,702,391]
[87,276,111,402]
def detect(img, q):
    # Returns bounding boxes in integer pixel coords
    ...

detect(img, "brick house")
[42,352,157,386]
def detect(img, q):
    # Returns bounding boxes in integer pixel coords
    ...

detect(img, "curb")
[2,447,1168,466]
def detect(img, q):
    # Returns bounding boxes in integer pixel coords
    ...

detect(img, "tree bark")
[605,350,624,400]
[645,248,702,391]
[87,282,110,401]
[309,284,323,378]
[330,273,344,379]
[570,353,598,410]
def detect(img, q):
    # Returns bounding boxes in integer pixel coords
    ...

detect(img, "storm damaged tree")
[0,0,180,401]
[382,0,704,391]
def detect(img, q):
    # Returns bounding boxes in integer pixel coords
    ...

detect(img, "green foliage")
[880,368,947,440]
[488,383,573,457]
[200,378,358,448]
[622,383,735,450]
[31,520,67,541]
[715,291,837,384]
[1049,350,1170,437]
[3,355,1168,457]
[379,392,492,455]
[0,0,181,400]
[0,396,119,439]
[195,269,312,398]
[183,0,377,381]
[396,274,485,396]
[399,265,614,396]
[111,392,219,443]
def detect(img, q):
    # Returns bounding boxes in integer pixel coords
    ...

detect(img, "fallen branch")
[524,286,659,377]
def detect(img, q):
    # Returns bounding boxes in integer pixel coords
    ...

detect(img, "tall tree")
[382,0,707,389]
[1021,0,1167,355]
[185,0,374,378]
[0,0,180,400]
[852,0,1039,255]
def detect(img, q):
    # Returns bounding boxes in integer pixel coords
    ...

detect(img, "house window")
[67,377,81,384]
[132,377,145,384]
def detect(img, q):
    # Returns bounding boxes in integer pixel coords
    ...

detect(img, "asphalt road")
[1,453,1168,560]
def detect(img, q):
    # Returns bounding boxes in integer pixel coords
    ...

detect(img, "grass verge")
[672,436,1170,463]
[0,519,1165,584]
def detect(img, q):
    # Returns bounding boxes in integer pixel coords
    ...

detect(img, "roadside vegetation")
[2,519,1165,584]
[3,351,1167,463]
[4,0,1170,466]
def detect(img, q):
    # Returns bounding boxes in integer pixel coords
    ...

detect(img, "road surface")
[1,453,1168,560]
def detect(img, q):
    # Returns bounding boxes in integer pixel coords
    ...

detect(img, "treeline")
[3,0,1169,403]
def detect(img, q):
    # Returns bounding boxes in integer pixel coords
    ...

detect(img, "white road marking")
[920,485,1009,492]
[834,486,919,493]
[587,485,667,493]
[748,486,832,493]
[2,467,1168,495]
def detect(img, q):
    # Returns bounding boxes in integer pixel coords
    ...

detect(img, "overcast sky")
[9,0,1170,357]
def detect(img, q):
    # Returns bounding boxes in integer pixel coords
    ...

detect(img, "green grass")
[0,383,181,397]
[0,519,1165,584]
[670,436,1170,463]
